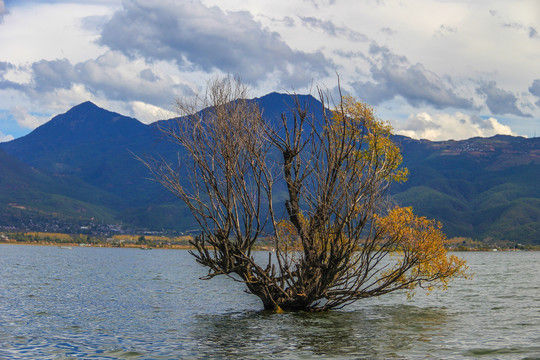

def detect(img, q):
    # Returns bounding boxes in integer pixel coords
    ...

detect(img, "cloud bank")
[0,0,539,141]
[477,81,531,117]
[100,0,332,88]
[396,112,514,141]
[352,44,473,110]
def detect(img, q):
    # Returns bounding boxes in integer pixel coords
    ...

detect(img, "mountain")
[2,101,158,200]
[0,102,195,229]
[0,146,118,230]
[392,135,540,242]
[1,95,539,243]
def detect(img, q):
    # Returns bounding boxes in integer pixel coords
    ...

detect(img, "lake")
[1,244,539,359]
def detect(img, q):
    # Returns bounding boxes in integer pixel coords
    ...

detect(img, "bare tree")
[143,76,467,312]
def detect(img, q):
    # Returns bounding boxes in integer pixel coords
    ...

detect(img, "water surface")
[1,245,539,359]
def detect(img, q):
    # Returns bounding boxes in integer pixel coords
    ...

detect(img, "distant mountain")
[2,101,158,200]
[0,95,323,232]
[1,95,539,243]
[392,135,540,242]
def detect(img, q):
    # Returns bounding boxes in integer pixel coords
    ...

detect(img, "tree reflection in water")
[187,305,448,359]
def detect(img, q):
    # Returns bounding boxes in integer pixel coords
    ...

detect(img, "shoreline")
[1,240,536,252]
[0,240,195,250]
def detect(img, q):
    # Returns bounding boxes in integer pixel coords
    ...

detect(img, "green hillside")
[0,148,118,229]
[393,136,540,243]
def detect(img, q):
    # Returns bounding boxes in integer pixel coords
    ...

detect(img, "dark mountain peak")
[254,92,326,126]
[256,92,319,107]
[23,101,146,141]
[257,91,291,101]
[47,101,104,124]
[1,101,149,162]
[60,101,106,118]
[154,92,324,131]
[52,101,130,126]
[70,100,99,111]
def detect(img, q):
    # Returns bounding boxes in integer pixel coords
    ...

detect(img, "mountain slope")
[1,96,539,243]
[0,147,118,228]
[393,135,540,242]
[1,102,160,201]
[0,102,186,230]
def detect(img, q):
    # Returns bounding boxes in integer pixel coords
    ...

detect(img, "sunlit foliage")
[375,206,468,296]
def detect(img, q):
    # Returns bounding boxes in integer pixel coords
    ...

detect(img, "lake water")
[1,245,539,359]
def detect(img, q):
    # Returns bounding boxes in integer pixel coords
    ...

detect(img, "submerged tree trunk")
[142,75,468,312]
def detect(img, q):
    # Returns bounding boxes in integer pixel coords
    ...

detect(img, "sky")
[0,0,539,142]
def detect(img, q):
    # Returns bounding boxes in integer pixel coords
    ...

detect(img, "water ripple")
[1,246,540,359]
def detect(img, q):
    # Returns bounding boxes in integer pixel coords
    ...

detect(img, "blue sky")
[0,0,539,142]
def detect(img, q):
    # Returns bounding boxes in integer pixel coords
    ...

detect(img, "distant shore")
[1,239,536,252]
[0,240,194,250]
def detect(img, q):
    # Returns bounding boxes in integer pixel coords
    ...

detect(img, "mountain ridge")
[1,95,539,243]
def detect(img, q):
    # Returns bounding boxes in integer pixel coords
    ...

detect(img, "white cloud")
[396,112,515,141]
[1,52,195,112]
[0,2,113,64]
[0,130,14,143]
[10,105,50,130]
[130,101,176,124]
